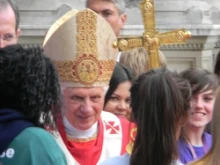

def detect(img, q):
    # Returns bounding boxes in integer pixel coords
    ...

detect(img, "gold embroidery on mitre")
[76,9,98,58]
[54,58,115,85]
[73,54,101,85]
[52,9,117,86]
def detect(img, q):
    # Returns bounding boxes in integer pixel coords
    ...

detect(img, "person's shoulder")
[101,111,135,127]
[101,111,117,119]
[101,111,124,123]
[177,138,188,148]
[7,127,67,165]
[203,132,212,147]
[171,160,184,165]
[204,132,212,139]
[118,116,130,124]
[15,127,54,142]
[100,153,130,165]
[12,127,64,153]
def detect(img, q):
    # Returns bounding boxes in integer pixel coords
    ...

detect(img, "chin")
[79,125,92,130]
[191,123,207,129]
[116,115,126,118]
[80,121,96,130]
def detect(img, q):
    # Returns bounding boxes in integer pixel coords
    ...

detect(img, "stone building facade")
[16,0,220,72]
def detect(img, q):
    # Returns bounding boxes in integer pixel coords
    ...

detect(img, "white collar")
[171,160,183,165]
[63,116,98,139]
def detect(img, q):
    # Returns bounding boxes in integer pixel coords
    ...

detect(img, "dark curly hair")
[0,44,61,127]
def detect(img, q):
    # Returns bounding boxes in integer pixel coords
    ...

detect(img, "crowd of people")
[1,0,220,165]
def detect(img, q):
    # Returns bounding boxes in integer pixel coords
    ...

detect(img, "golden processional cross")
[114,0,191,69]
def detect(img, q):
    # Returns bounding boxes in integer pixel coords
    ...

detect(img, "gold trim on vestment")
[67,133,98,142]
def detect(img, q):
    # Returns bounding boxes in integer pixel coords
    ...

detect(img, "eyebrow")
[198,91,215,95]
[70,94,84,97]
[204,92,215,95]
[112,93,131,97]
[111,93,120,97]
[90,93,102,97]
[101,9,113,12]
[94,9,113,14]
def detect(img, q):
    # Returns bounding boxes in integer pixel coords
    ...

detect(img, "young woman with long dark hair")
[101,68,191,165]
[104,62,133,120]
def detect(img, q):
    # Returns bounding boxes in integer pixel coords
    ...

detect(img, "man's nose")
[80,99,93,113]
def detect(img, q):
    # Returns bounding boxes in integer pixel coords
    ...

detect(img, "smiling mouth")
[192,112,206,116]
[78,116,91,120]
[115,114,127,118]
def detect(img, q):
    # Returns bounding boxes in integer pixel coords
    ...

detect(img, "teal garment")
[0,127,67,165]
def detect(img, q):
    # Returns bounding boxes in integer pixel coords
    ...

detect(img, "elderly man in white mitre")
[43,8,134,165]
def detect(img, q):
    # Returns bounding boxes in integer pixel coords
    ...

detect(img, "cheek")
[64,102,79,114]
[206,105,214,123]
[207,105,214,120]
[94,104,103,117]
[106,17,119,26]
[5,41,16,47]
[126,108,132,120]
[96,102,104,113]
[127,108,132,113]
[206,101,215,114]
[13,38,18,44]
[94,99,104,115]
[104,101,116,112]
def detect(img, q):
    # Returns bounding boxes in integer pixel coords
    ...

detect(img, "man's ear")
[16,28,21,38]
[119,13,127,29]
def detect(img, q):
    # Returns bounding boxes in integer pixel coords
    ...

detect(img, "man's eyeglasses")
[0,34,17,42]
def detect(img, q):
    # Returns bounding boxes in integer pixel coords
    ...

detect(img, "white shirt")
[116,52,121,62]
[100,153,183,165]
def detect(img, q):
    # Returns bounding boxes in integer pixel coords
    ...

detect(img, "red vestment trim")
[57,116,104,165]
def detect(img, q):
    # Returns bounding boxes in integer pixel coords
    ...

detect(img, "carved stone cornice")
[20,25,49,36]
[160,42,219,50]
[21,43,42,48]
[121,25,220,51]
[121,25,220,36]
[160,43,204,50]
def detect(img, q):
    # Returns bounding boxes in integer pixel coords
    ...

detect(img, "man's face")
[0,5,20,48]
[87,0,127,36]
[63,87,105,130]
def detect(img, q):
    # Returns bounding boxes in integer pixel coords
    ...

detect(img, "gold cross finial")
[113,0,191,69]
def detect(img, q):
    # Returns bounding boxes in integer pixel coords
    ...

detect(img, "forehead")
[64,87,104,95]
[195,89,215,97]
[0,5,16,33]
[114,81,131,92]
[193,83,217,95]
[87,0,119,13]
